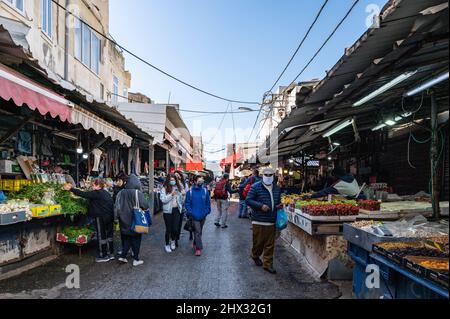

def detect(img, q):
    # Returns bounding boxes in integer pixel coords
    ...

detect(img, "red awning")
[220,153,241,168]
[0,63,71,123]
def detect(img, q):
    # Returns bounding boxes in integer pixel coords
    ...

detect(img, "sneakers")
[195,249,202,257]
[165,245,172,253]
[263,267,277,274]
[133,260,144,267]
[214,222,221,227]
[221,225,228,229]
[95,257,111,263]
[252,257,263,267]
[108,255,115,261]
[170,240,176,251]
[118,257,128,264]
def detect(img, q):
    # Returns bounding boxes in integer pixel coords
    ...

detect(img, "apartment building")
[0,0,130,104]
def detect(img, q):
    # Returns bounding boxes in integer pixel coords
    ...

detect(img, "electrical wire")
[268,0,329,93]
[206,103,230,144]
[51,0,260,105]
[109,92,258,114]
[248,0,361,143]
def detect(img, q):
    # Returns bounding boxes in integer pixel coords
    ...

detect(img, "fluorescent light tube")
[332,142,341,146]
[372,123,387,131]
[384,120,396,126]
[353,71,417,107]
[405,71,449,97]
[323,119,354,138]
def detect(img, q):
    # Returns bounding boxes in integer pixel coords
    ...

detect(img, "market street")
[0,202,342,299]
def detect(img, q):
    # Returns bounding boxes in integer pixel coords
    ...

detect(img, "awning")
[220,153,241,168]
[0,63,72,122]
[117,103,166,145]
[71,105,132,147]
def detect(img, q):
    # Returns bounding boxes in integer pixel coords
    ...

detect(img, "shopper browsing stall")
[114,174,149,266]
[63,179,115,263]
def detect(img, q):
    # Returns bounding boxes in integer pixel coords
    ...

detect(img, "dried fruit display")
[419,260,449,271]
[351,220,380,228]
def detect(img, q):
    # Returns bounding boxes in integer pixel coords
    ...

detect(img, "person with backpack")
[185,175,211,256]
[240,169,261,219]
[213,173,238,229]
[114,174,149,267]
[160,174,185,253]
[238,176,249,219]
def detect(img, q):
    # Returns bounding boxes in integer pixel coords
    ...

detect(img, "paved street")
[0,202,342,299]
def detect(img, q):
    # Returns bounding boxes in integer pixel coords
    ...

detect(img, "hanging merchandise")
[17,131,32,154]
[41,136,53,156]
[92,148,102,172]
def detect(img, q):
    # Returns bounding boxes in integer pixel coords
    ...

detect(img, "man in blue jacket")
[185,175,211,257]
[246,167,282,274]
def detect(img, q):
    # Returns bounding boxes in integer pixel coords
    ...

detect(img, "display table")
[358,201,449,220]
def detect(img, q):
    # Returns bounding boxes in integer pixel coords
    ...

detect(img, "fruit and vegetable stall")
[280,193,449,284]
[0,182,88,277]
[344,217,448,299]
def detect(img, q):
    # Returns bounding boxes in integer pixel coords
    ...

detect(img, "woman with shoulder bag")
[114,174,149,267]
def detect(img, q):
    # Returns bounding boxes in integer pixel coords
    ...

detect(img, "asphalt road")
[0,201,342,299]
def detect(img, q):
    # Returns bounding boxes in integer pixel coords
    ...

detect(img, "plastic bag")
[276,208,288,231]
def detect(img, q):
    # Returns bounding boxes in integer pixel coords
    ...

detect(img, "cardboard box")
[49,205,62,216]
[31,205,50,218]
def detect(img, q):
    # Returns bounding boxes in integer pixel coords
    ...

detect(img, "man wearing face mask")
[245,167,282,274]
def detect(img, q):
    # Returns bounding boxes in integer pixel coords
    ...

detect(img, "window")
[74,19,101,75]
[41,0,52,37]
[123,88,128,100]
[112,76,119,104]
[4,0,24,12]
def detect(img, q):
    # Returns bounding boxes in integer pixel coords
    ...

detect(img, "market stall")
[344,217,448,299]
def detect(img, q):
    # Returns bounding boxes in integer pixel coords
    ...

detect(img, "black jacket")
[70,188,114,220]
[114,175,149,235]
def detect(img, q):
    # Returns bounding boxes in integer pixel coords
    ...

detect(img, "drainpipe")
[64,0,71,80]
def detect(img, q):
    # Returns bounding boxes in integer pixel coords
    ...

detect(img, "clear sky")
[109,0,388,161]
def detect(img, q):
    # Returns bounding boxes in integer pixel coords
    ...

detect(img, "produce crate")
[0,210,27,225]
[56,232,93,245]
[373,244,404,265]
[30,205,51,219]
[49,204,62,216]
[403,256,449,289]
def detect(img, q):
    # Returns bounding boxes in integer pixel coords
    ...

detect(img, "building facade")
[0,0,130,104]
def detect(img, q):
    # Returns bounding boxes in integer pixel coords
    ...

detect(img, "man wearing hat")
[245,167,282,274]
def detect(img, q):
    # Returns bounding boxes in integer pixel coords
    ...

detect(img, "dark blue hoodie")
[185,185,211,221]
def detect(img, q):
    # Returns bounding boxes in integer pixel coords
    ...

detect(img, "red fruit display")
[358,200,381,211]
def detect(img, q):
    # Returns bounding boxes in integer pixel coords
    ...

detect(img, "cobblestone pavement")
[0,202,342,299]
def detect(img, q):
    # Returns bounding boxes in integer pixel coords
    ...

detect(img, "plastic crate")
[31,205,51,218]
[49,205,62,216]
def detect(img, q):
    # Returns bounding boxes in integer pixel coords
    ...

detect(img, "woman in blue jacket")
[185,175,211,256]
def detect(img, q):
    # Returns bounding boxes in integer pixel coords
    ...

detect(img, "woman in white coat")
[160,174,185,252]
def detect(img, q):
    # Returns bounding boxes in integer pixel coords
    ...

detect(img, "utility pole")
[430,92,440,220]
[149,139,155,211]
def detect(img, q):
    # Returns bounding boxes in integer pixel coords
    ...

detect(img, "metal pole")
[166,149,170,175]
[149,140,155,211]
[430,93,440,220]
[64,0,70,80]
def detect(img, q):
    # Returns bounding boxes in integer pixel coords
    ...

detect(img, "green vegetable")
[8,183,88,216]
[61,226,94,238]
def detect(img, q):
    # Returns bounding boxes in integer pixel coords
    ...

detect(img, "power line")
[268,0,329,93]
[206,103,230,144]
[251,0,361,142]
[109,92,258,114]
[51,0,260,105]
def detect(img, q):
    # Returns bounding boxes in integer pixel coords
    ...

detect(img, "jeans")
[215,199,230,226]
[163,208,181,245]
[121,234,142,261]
[94,216,114,258]
[193,219,206,250]
[239,200,248,218]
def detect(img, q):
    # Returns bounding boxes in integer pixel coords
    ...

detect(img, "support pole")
[430,93,440,220]
[149,140,155,212]
[166,149,170,175]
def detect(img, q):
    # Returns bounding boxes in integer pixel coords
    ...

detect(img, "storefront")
[262,0,449,298]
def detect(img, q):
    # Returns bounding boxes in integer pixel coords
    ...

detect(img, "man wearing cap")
[245,167,282,274]
[310,166,362,199]
[213,173,238,229]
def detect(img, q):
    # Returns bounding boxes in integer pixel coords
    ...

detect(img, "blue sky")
[109,0,388,161]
